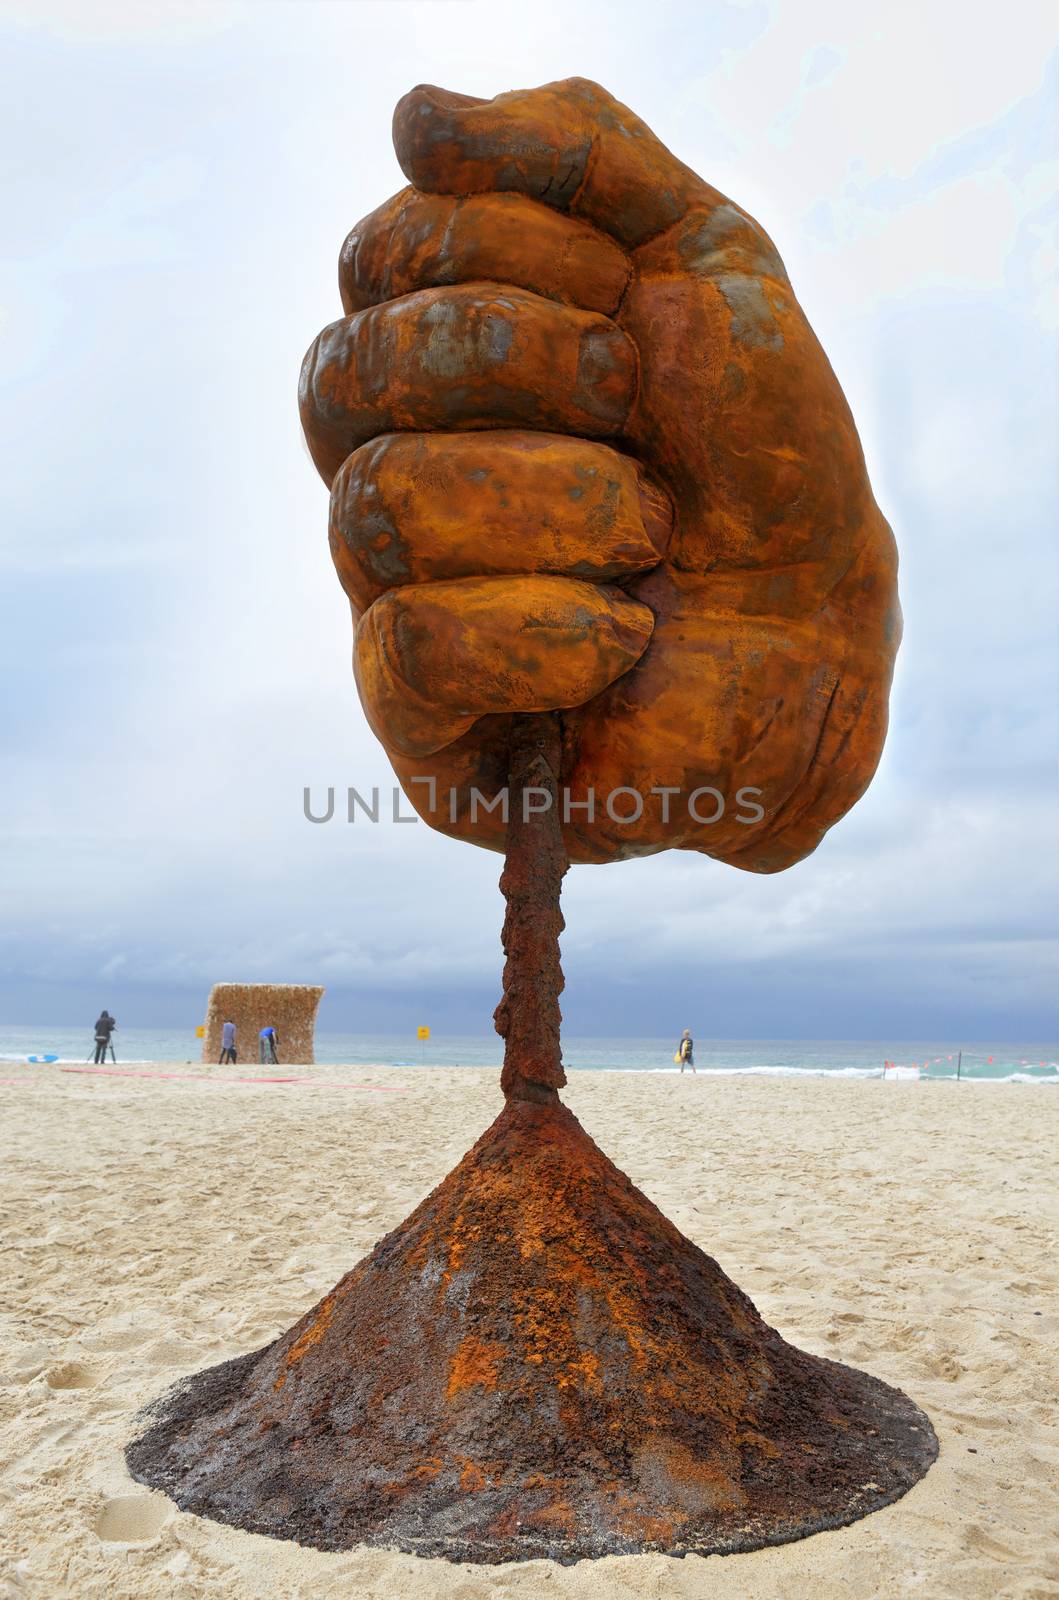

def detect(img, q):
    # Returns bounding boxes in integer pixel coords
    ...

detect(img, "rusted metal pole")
[494,712,569,1104]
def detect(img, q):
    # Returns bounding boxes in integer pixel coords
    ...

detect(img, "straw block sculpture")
[201,984,324,1065]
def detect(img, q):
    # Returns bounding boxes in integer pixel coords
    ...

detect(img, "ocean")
[1,1026,1056,1082]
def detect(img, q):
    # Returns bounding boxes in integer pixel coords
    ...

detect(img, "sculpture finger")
[300,283,637,485]
[392,78,718,248]
[330,431,671,613]
[355,574,653,758]
[340,189,630,318]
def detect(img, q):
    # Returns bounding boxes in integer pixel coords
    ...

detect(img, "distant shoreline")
[2,1056,1057,1085]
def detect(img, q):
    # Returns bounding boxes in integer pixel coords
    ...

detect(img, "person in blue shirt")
[259,1025,279,1065]
[219,1020,237,1065]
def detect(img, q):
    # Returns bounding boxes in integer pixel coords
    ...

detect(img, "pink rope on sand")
[26,1066,410,1092]
[61,1067,206,1081]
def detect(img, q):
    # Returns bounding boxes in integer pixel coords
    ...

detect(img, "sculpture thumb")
[392,77,716,247]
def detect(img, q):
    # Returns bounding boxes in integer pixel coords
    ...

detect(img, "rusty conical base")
[127,1099,936,1562]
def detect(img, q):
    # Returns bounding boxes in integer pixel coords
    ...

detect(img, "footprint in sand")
[143,1336,202,1368]
[80,1317,159,1354]
[886,1322,922,1352]
[927,1350,964,1382]
[46,1361,97,1390]
[6,1344,50,1384]
[964,1523,1025,1563]
[95,1493,171,1544]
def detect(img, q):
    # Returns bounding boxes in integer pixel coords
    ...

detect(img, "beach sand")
[1,1064,1056,1599]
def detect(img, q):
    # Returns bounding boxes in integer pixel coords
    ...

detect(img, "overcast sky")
[1,0,1056,1042]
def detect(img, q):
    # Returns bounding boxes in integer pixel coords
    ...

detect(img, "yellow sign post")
[195,1025,205,1039]
[417,1026,430,1040]
[417,1025,430,1066]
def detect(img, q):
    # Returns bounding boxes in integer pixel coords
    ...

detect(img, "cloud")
[0,0,1055,1042]
[2,2,246,44]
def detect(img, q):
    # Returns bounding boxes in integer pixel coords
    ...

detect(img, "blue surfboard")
[27,1054,59,1064]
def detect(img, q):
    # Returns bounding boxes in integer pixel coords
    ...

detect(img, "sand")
[1,1064,1056,1599]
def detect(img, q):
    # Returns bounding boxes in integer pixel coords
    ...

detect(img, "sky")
[1,0,1056,1043]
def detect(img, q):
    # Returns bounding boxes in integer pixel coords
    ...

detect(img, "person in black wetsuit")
[93,1011,116,1063]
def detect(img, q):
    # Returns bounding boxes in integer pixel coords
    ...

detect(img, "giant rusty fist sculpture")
[127,84,933,1566]
[300,78,900,870]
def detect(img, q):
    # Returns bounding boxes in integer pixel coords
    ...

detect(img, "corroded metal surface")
[494,714,568,1103]
[125,78,933,1563]
[127,1098,937,1561]
[302,77,902,872]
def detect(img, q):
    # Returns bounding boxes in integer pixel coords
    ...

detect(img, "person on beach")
[219,1020,237,1065]
[677,1029,695,1074]
[93,1010,116,1064]
[259,1025,279,1065]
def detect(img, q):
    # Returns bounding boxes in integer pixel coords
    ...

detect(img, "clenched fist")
[300,79,900,870]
